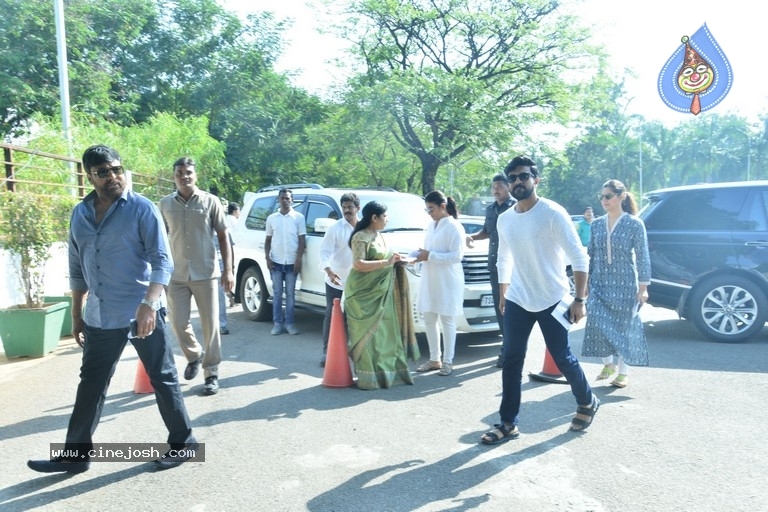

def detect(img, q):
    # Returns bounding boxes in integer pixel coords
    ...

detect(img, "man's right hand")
[465,235,475,248]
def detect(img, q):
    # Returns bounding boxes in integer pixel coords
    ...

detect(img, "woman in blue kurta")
[582,180,651,388]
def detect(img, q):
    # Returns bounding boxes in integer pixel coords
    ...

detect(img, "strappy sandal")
[480,423,520,445]
[596,365,616,380]
[611,374,629,388]
[438,363,453,376]
[569,394,600,432]
[415,360,442,372]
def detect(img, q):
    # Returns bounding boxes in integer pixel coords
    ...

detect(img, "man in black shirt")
[466,173,515,367]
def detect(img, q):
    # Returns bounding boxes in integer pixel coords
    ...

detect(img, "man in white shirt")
[480,155,599,445]
[265,189,306,335]
[318,193,360,366]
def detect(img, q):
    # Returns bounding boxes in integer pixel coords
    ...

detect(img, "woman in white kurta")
[413,190,465,376]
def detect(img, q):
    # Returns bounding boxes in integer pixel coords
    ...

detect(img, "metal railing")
[1,143,174,201]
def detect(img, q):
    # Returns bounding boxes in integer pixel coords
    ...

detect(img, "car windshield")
[356,192,430,231]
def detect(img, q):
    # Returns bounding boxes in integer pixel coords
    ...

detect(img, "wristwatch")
[573,297,586,303]
[141,298,161,312]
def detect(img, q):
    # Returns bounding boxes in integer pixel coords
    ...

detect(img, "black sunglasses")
[91,165,125,179]
[507,172,534,183]
[598,192,619,201]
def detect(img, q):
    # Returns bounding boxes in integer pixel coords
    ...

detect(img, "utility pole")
[53,0,73,156]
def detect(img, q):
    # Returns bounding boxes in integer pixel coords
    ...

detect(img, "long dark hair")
[424,190,458,219]
[603,179,638,215]
[349,201,387,247]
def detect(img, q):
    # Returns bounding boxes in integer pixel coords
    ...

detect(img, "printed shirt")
[68,189,173,329]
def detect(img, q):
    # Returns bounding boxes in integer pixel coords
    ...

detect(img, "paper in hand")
[552,294,575,330]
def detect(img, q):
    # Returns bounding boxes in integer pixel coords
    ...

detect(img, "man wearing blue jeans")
[480,155,599,445]
[265,188,306,335]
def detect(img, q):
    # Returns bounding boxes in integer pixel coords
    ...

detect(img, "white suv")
[230,185,499,333]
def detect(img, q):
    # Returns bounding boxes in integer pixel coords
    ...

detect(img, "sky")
[223,0,767,126]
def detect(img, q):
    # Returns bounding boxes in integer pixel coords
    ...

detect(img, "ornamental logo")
[657,23,733,115]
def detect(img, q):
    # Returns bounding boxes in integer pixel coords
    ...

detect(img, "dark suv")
[639,181,768,342]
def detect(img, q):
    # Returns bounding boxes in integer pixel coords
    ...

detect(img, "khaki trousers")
[168,278,221,378]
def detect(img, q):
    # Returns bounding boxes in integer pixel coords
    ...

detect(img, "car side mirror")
[314,217,336,233]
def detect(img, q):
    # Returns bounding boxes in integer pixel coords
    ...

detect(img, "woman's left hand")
[415,249,429,262]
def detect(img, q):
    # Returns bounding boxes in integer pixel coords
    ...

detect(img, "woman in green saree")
[343,201,420,390]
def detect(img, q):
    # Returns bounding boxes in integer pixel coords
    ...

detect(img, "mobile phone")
[128,319,139,339]
[562,310,574,324]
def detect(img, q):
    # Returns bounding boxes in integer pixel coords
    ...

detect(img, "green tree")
[340,0,601,194]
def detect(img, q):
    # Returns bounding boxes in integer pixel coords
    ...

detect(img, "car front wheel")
[689,276,768,343]
[240,266,271,322]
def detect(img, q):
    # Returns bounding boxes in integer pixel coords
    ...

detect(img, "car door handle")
[744,241,768,248]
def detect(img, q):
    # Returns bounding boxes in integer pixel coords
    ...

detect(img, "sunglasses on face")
[91,166,125,179]
[599,192,619,201]
[507,172,533,183]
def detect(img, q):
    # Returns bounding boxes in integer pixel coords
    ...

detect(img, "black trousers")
[64,311,195,454]
[322,284,344,353]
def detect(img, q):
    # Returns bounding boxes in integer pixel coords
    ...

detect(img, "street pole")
[53,0,73,157]
[638,130,643,206]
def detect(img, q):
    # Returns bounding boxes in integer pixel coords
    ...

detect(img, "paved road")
[1,303,767,512]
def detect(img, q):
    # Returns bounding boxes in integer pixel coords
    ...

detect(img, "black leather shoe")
[154,442,199,470]
[28,457,90,474]
[203,376,219,395]
[184,357,202,381]
[496,353,504,368]
[220,328,230,335]
[319,355,327,367]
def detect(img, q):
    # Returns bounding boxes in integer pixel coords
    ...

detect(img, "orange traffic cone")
[528,348,568,384]
[322,298,354,388]
[133,359,154,394]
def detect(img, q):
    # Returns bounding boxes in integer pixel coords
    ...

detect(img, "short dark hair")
[278,188,293,199]
[504,155,538,177]
[340,192,360,208]
[492,173,509,184]
[173,156,195,168]
[228,202,240,215]
[82,145,120,172]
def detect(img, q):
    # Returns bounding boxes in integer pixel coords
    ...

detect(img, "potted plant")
[0,191,76,357]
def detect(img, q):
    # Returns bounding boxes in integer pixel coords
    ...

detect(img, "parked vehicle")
[231,186,499,333]
[459,215,485,235]
[639,180,768,342]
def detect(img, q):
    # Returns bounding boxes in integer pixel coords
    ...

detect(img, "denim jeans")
[218,256,227,330]
[499,299,593,426]
[271,263,297,326]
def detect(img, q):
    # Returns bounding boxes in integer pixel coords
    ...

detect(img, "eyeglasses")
[424,207,436,213]
[507,172,533,183]
[91,166,124,179]
[598,193,618,201]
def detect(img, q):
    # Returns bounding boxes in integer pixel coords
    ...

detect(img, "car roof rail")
[334,186,397,192]
[256,183,323,193]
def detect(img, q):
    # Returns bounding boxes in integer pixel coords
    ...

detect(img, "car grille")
[462,254,490,283]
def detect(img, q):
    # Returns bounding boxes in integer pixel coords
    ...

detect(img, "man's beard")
[512,185,533,201]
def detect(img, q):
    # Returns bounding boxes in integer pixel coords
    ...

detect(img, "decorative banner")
[657,23,733,115]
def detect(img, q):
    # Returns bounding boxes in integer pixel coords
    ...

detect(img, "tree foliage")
[341,0,600,194]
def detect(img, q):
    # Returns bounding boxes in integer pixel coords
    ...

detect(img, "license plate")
[480,294,494,307]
